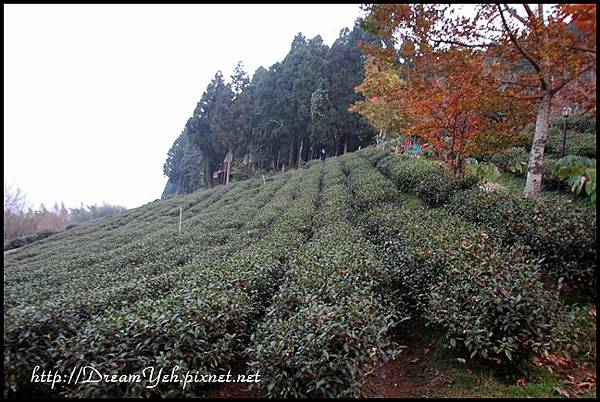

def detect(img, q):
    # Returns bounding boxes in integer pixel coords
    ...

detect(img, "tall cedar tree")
[162,22,379,197]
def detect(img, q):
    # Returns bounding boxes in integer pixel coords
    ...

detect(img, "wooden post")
[178,207,182,235]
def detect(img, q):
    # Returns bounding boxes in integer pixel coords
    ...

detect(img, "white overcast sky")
[4,4,366,210]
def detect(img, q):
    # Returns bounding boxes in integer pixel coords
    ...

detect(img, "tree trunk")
[297,138,303,168]
[457,134,466,173]
[343,137,348,154]
[204,160,213,188]
[276,149,280,171]
[288,139,295,168]
[524,91,552,198]
[225,148,232,185]
[306,140,311,161]
[249,141,256,173]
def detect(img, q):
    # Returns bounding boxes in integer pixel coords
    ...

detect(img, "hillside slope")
[4,149,595,398]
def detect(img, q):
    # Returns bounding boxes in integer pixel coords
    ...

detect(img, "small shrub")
[448,188,596,287]
[541,156,562,190]
[465,159,501,183]
[376,155,478,206]
[361,203,572,363]
[521,114,596,158]
[490,147,530,175]
[3,229,58,251]
[557,156,596,203]
[550,113,596,134]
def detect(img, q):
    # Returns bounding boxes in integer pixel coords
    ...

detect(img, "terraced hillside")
[3,149,596,398]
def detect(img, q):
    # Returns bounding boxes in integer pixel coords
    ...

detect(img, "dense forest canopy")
[162,21,381,197]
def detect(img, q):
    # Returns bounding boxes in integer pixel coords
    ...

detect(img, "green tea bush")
[361,202,575,363]
[357,146,390,166]
[545,128,596,159]
[248,159,401,397]
[306,158,323,168]
[3,166,319,397]
[550,114,596,133]
[520,114,596,158]
[448,188,596,287]
[3,229,58,251]
[249,220,398,397]
[374,155,478,206]
[341,153,400,209]
[490,147,529,175]
[540,155,563,190]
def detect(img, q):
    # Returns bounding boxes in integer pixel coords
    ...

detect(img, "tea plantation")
[3,149,596,398]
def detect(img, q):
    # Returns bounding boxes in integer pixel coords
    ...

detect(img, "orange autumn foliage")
[353,5,533,170]
[353,4,595,193]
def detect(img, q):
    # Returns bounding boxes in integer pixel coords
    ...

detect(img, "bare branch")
[522,4,536,22]
[498,5,542,76]
[519,95,544,101]
[568,46,596,54]
[552,64,594,95]
[502,4,528,26]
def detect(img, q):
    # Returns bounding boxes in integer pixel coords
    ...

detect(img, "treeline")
[3,183,127,242]
[162,21,380,197]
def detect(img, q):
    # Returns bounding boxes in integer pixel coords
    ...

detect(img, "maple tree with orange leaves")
[353,3,596,195]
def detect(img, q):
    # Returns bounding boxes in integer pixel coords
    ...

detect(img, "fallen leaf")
[555,387,572,398]
[489,357,502,365]
[533,353,573,373]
